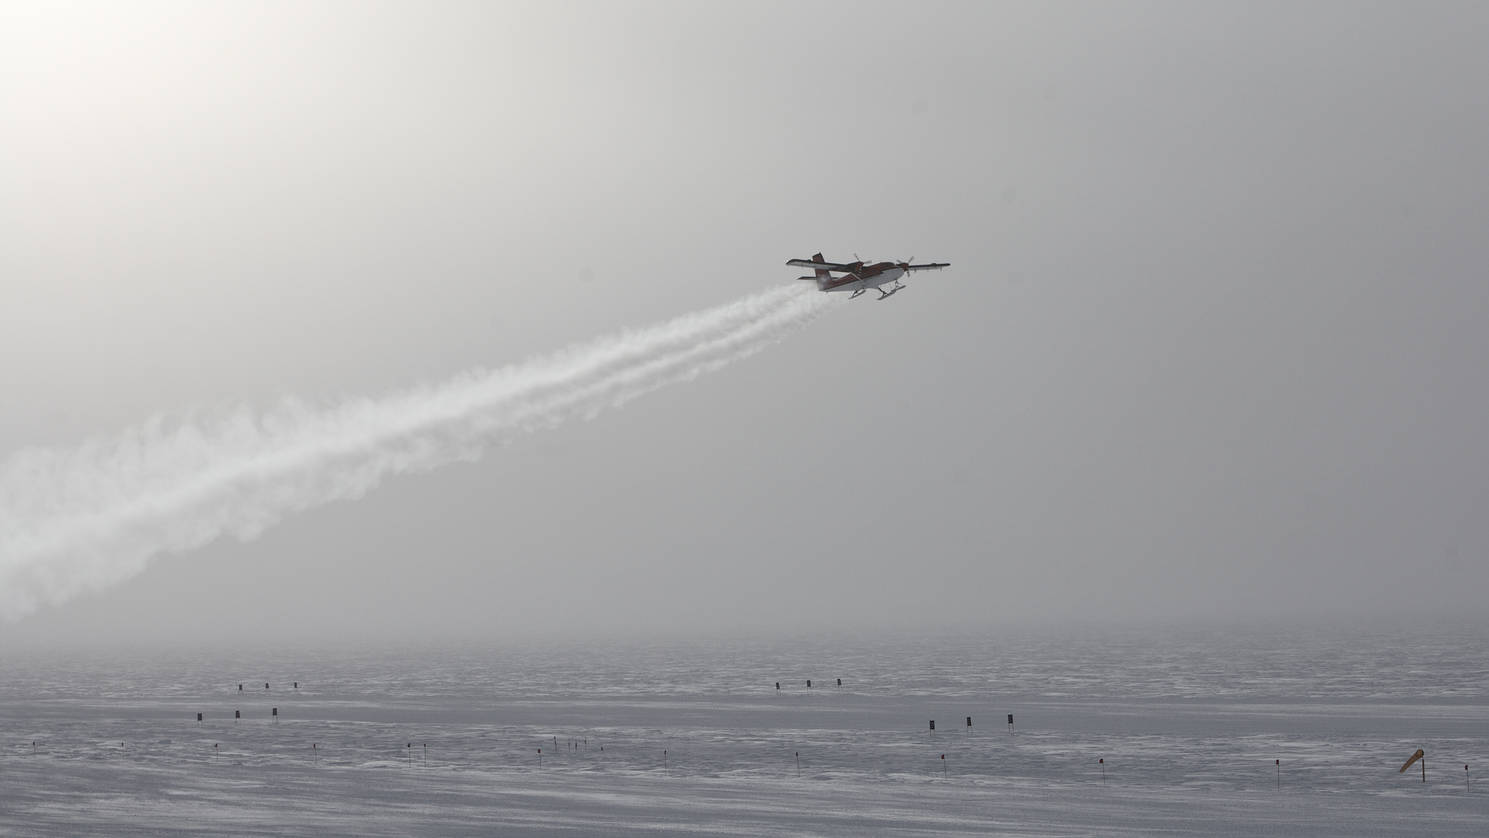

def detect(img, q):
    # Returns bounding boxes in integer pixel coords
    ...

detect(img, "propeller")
[899,256,915,269]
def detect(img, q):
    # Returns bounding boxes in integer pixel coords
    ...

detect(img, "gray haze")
[3,1,1487,648]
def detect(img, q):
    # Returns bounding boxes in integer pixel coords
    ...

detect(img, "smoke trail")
[0,285,834,621]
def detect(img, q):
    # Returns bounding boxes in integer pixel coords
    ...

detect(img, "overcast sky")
[3,1,1487,648]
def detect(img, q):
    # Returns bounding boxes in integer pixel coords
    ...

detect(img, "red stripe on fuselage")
[822,262,898,289]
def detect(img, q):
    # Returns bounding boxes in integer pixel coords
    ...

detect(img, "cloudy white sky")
[3,1,1487,648]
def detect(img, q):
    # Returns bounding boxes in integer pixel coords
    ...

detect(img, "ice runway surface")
[3,625,1486,836]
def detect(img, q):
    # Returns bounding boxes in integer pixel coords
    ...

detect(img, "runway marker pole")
[796,751,800,777]
[1100,758,1105,785]
[941,753,946,778]
[1276,759,1280,790]
[1399,748,1426,780]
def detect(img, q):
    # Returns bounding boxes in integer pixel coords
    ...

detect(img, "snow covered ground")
[3,625,1485,835]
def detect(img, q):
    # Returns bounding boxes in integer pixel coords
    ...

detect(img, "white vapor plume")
[0,286,834,621]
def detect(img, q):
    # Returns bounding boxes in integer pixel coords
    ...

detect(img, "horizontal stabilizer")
[787,258,856,272]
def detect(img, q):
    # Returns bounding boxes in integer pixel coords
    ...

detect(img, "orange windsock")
[1399,748,1425,773]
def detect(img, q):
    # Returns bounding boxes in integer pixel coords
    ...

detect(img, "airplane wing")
[786,258,857,271]
[901,262,950,272]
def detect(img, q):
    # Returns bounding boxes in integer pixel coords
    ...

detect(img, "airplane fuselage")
[821,264,904,293]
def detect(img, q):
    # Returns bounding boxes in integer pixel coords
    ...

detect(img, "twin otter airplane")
[786,253,951,300]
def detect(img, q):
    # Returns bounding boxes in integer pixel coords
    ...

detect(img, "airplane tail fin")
[809,253,831,289]
[794,254,833,289]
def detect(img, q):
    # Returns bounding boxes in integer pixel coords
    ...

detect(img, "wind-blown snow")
[0,286,833,621]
